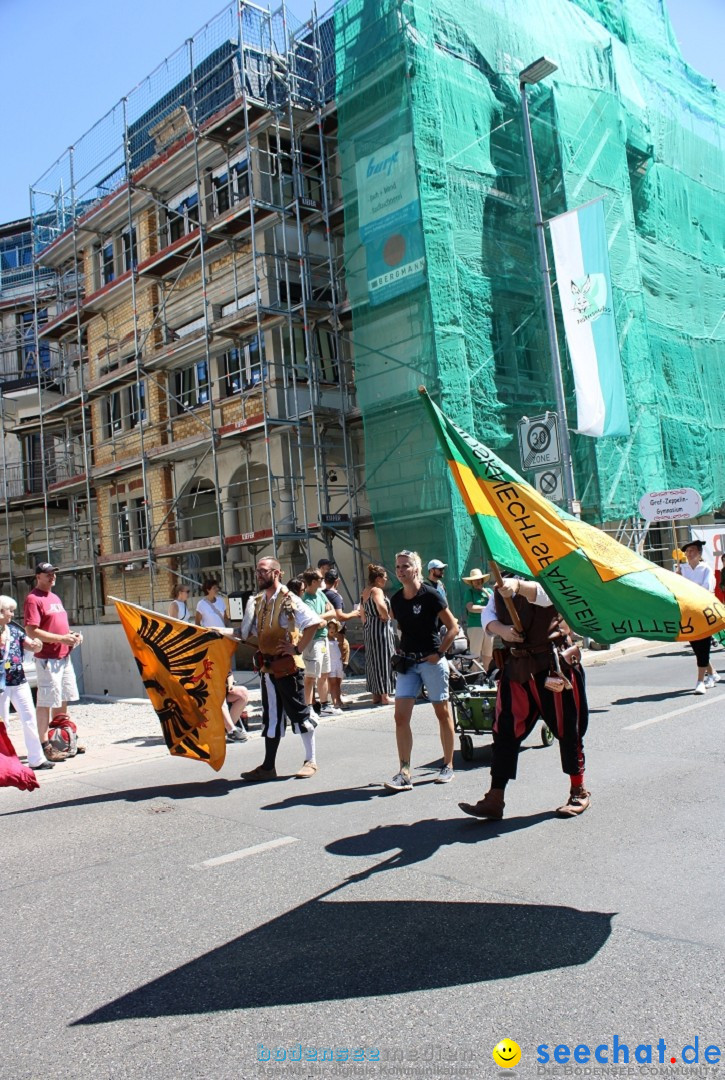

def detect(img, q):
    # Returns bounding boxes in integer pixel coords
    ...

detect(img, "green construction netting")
[335,0,724,612]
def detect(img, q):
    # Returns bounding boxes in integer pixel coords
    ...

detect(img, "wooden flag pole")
[489,559,524,633]
[417,385,525,633]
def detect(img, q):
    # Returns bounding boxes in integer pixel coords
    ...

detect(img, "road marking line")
[624,699,716,730]
[198,836,299,867]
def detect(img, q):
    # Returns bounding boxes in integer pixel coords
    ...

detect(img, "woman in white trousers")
[0,594,50,770]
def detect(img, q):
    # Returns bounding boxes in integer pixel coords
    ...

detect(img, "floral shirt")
[2,623,29,688]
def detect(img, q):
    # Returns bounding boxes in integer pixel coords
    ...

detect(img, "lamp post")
[519,57,578,515]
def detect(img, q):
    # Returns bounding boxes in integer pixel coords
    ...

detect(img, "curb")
[581,638,682,666]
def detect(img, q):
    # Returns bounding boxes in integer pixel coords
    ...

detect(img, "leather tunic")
[494,590,562,681]
[254,588,304,673]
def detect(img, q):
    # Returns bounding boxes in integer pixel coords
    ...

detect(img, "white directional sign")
[638,488,702,522]
[518,413,561,471]
[533,467,563,504]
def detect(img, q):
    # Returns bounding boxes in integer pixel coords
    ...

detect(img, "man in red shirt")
[24,563,83,761]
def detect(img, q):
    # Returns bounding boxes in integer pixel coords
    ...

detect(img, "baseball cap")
[427,559,447,570]
[35,561,59,574]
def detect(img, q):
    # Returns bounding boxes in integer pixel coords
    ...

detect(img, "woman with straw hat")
[462,568,493,671]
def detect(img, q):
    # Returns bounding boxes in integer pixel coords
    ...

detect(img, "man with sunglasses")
[426,559,448,604]
[23,563,84,761]
[239,557,325,781]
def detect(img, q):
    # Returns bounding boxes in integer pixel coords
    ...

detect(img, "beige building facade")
[0,5,374,691]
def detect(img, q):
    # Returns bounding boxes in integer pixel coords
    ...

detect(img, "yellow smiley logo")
[492,1039,522,1068]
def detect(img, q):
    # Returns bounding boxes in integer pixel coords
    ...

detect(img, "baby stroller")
[447,635,555,761]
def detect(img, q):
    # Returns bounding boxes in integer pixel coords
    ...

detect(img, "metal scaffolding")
[0,0,370,621]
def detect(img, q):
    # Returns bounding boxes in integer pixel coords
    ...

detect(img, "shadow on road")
[612,690,690,705]
[72,895,614,1022]
[0,778,237,816]
[261,784,408,810]
[325,814,554,875]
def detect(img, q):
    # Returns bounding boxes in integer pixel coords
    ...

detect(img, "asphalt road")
[2,644,723,1080]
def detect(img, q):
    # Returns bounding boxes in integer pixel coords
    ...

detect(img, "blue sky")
[0,0,722,224]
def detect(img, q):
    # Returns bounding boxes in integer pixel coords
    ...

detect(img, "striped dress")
[362,593,396,696]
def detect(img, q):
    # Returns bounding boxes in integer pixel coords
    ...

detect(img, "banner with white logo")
[549,199,630,438]
[355,132,426,306]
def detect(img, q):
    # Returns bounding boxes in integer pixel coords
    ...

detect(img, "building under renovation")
[1,0,722,690]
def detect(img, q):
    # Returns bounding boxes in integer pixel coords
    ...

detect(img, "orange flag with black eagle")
[113,598,237,771]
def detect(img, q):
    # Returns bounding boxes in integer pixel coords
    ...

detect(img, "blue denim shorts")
[395,657,450,702]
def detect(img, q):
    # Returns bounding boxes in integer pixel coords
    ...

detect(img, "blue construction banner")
[355,132,426,306]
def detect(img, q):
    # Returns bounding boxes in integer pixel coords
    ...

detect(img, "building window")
[102,378,147,436]
[23,433,43,493]
[132,498,149,550]
[282,324,309,380]
[278,279,303,306]
[122,227,137,272]
[100,240,115,285]
[315,326,338,383]
[175,360,209,410]
[114,497,149,553]
[223,336,265,396]
[0,236,32,271]
[212,159,250,216]
[116,502,132,552]
[167,188,200,244]
[20,310,51,378]
[128,381,147,428]
[104,391,123,436]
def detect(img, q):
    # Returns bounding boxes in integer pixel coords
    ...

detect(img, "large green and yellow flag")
[114,599,236,771]
[420,390,725,644]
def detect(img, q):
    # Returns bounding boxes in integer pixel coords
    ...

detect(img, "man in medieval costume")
[239,557,324,781]
[459,576,590,821]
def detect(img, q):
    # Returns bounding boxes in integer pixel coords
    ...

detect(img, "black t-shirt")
[391,583,446,655]
[324,587,345,634]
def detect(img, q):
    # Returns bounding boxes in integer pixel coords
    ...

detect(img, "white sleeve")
[480,582,551,631]
[479,592,499,632]
[531,582,552,607]
[240,595,257,640]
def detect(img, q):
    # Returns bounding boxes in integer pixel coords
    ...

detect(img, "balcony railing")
[2,452,87,498]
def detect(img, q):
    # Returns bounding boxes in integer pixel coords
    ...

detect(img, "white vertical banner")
[549,199,630,438]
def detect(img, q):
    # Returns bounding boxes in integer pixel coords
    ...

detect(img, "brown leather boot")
[458,789,505,820]
[555,785,590,817]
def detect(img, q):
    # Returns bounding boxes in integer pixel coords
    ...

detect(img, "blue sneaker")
[384,771,413,792]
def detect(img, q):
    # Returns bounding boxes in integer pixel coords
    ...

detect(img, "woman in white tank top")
[168,583,192,622]
[194,579,230,629]
[193,578,246,741]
